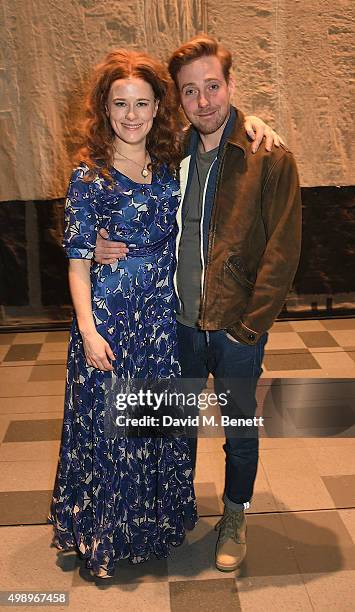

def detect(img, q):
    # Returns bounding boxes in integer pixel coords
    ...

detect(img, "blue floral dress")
[48,164,197,577]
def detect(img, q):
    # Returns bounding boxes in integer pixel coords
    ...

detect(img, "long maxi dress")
[48,163,197,578]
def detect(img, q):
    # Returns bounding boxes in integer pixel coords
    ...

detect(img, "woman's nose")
[125,107,137,120]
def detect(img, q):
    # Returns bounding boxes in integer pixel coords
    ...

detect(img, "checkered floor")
[0,319,354,611]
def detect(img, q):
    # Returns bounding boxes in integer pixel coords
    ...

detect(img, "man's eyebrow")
[181,77,222,89]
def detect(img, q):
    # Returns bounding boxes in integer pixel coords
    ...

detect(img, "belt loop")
[206,331,210,346]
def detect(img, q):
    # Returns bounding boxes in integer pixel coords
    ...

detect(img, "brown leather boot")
[215,507,247,571]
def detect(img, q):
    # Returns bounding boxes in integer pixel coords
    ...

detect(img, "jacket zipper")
[199,142,228,328]
[199,158,217,312]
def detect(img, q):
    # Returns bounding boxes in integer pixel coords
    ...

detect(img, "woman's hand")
[244,115,285,153]
[81,329,116,371]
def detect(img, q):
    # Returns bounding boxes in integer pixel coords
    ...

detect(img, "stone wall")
[1,0,353,201]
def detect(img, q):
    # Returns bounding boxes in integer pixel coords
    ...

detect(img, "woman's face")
[106,77,158,147]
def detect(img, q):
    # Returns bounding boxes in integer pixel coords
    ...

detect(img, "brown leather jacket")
[176,107,302,345]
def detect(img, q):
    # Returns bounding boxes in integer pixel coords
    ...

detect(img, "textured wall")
[0,0,353,200]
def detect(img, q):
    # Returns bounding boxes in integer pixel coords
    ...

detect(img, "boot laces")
[215,509,245,544]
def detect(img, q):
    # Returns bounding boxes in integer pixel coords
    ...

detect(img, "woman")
[48,49,198,579]
[48,48,278,578]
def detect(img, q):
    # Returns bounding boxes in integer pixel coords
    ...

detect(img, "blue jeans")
[177,322,268,511]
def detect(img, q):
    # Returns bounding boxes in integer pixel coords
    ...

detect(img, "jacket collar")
[184,105,248,159]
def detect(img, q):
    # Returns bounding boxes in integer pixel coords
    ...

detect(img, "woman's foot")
[89,568,112,579]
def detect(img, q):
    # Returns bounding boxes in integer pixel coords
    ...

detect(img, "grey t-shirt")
[176,146,218,327]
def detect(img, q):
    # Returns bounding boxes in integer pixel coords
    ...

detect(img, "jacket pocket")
[224,254,255,293]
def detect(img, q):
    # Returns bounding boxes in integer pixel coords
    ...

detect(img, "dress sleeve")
[62,166,99,259]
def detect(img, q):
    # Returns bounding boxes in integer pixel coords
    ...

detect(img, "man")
[94,35,302,572]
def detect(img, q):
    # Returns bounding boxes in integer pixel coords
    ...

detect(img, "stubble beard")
[191,107,229,136]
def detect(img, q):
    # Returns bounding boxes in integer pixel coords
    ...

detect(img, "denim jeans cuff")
[223,492,251,512]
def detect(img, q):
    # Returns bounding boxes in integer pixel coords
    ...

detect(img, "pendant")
[141,168,149,178]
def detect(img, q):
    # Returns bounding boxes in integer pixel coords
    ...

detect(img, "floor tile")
[269,322,295,333]
[69,584,171,611]
[0,460,57,492]
[291,320,327,332]
[0,334,16,346]
[303,570,355,611]
[0,412,63,443]
[194,482,222,516]
[0,525,74,589]
[0,395,64,415]
[195,451,225,497]
[306,346,344,353]
[301,437,355,448]
[0,359,37,368]
[3,344,42,362]
[322,476,355,508]
[322,319,355,330]
[264,348,311,355]
[286,406,354,439]
[263,353,321,371]
[0,333,16,345]
[312,351,355,372]
[264,332,307,350]
[238,513,300,577]
[29,364,67,382]
[169,578,241,612]
[280,510,355,574]
[0,346,10,361]
[339,510,355,545]
[236,574,313,611]
[167,517,229,582]
[12,332,47,344]
[0,440,60,462]
[38,341,69,353]
[262,369,347,379]
[0,416,10,443]
[246,462,278,513]
[0,365,33,384]
[0,490,53,525]
[307,447,355,476]
[3,418,63,442]
[261,448,335,511]
[328,330,355,347]
[298,331,339,348]
[19,380,65,396]
[45,331,70,343]
[259,437,306,449]
[36,356,67,364]
[197,437,225,453]
[73,556,168,586]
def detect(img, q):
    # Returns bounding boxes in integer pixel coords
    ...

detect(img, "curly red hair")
[75,49,183,181]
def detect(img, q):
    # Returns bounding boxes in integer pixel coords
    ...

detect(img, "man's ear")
[227,74,236,98]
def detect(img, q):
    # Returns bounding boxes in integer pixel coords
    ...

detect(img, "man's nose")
[198,93,209,108]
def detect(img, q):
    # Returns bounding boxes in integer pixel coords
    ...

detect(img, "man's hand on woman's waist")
[94,228,129,264]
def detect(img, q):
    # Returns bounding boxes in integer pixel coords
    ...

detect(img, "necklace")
[113,145,150,178]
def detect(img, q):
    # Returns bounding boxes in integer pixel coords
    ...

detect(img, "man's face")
[176,55,234,135]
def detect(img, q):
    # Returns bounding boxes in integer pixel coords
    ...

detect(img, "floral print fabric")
[48,164,197,577]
